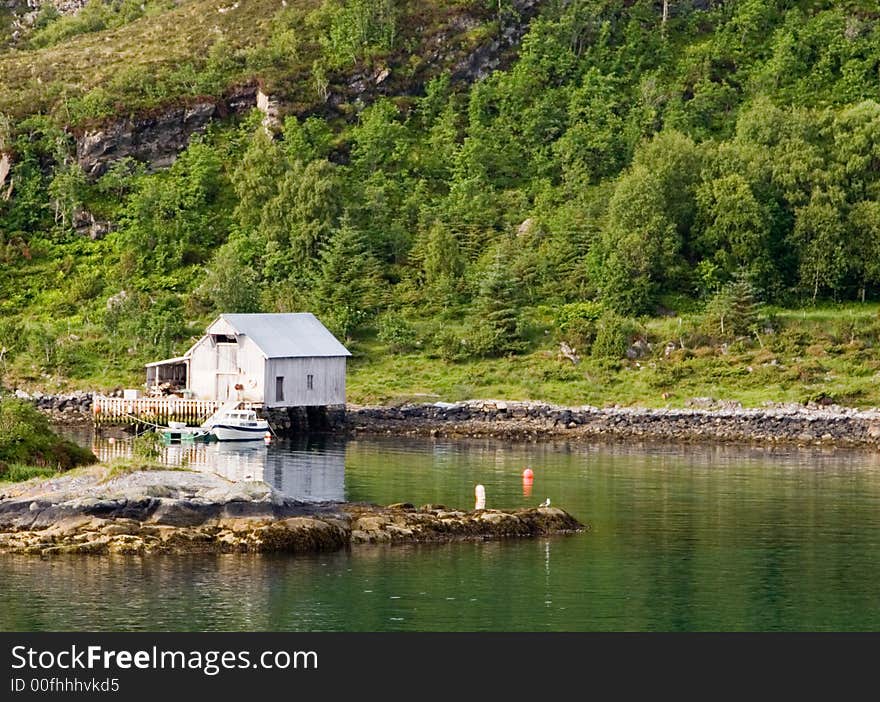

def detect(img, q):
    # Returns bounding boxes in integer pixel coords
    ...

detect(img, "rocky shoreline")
[0,467,583,556]
[12,389,880,447]
[346,400,880,447]
[10,390,93,424]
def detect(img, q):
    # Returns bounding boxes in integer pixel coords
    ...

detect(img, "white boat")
[160,420,212,443]
[206,408,270,442]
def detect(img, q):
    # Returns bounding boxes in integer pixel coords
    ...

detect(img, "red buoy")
[522,468,534,481]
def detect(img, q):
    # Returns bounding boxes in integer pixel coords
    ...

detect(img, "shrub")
[555,301,604,349]
[591,313,635,360]
[103,291,188,359]
[377,314,418,352]
[316,0,399,67]
[132,431,162,460]
[645,363,688,389]
[466,324,512,358]
[0,398,96,473]
[771,327,812,355]
[434,327,470,362]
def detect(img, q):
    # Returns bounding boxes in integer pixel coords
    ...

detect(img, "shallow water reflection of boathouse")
[92,435,346,503]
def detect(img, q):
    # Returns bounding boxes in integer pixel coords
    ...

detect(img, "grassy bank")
[0,464,60,484]
[346,303,880,409]
[0,0,491,124]
[4,302,880,410]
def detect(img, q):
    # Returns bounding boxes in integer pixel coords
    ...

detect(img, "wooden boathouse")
[94,313,351,427]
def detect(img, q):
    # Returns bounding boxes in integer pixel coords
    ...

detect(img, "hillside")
[0,0,517,123]
[3,0,880,407]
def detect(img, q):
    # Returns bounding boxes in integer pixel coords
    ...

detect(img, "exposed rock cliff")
[76,85,258,178]
[50,0,88,15]
[69,1,550,177]
[0,150,10,198]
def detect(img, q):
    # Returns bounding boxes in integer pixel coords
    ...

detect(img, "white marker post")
[475,484,486,510]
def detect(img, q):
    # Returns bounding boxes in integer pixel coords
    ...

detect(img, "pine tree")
[472,245,525,356]
[705,271,761,338]
[422,222,463,297]
[314,217,386,339]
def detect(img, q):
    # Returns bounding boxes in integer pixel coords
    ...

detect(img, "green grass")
[0,0,494,125]
[4,295,880,408]
[346,304,880,409]
[0,459,183,489]
[0,463,60,485]
[0,0,297,121]
[347,347,880,409]
[101,457,183,481]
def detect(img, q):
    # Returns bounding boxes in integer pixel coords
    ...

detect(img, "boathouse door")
[215,343,239,401]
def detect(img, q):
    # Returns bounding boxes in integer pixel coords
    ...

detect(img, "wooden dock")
[92,395,257,426]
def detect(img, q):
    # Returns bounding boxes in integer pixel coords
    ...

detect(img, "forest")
[2,0,880,406]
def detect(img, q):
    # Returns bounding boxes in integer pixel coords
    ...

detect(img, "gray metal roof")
[219,313,351,358]
[145,356,188,367]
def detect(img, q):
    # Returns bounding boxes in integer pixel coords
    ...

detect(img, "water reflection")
[21,430,880,631]
[85,431,346,503]
[264,438,346,502]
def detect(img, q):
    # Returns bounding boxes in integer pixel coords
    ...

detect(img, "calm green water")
[2,436,880,631]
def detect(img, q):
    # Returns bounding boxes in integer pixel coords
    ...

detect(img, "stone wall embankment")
[346,400,880,447]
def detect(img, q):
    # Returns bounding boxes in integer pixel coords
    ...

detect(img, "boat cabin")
[145,313,351,407]
[223,410,262,425]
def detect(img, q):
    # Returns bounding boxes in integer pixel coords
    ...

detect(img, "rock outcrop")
[0,467,584,555]
[68,1,550,177]
[61,1,545,178]
[450,0,545,82]
[75,86,258,178]
[0,152,10,195]
[72,207,113,239]
[9,389,94,423]
[346,502,579,545]
[256,89,281,133]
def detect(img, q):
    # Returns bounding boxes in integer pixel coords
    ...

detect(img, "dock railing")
[92,395,257,426]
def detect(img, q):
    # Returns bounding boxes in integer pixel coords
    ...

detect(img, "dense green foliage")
[0,398,97,477]
[2,0,880,405]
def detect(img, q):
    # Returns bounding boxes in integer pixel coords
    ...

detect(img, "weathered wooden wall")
[187,336,215,400]
[264,357,346,407]
[188,335,269,403]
